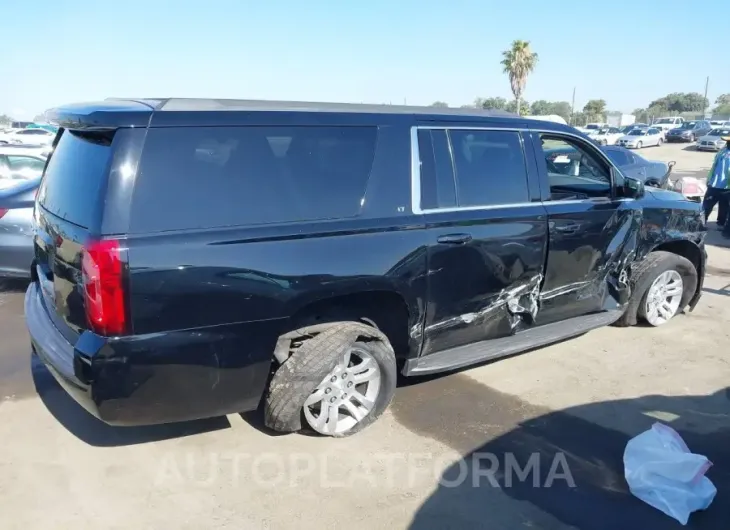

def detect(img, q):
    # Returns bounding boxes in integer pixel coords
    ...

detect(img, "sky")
[1,1,726,120]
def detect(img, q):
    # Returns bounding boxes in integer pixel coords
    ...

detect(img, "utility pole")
[570,87,576,125]
[703,76,709,118]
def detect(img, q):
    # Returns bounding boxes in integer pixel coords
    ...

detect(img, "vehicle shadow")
[406,386,730,529]
[0,278,29,293]
[32,358,232,447]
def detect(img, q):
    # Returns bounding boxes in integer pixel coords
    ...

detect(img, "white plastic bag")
[624,422,716,525]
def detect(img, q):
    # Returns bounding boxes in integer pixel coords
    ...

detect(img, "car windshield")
[597,129,610,134]
[585,124,600,130]
[680,122,696,129]
[710,129,730,137]
[655,118,674,124]
[629,130,646,136]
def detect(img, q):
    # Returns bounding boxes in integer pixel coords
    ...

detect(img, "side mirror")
[623,175,645,199]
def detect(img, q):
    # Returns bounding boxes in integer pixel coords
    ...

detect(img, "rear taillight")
[0,208,7,220]
[82,240,127,336]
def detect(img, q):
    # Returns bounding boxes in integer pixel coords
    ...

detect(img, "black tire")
[689,134,695,142]
[613,251,697,327]
[264,321,397,437]
[637,141,643,149]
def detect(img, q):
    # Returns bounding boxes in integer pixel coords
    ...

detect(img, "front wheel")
[265,322,397,437]
[637,141,643,149]
[689,134,695,143]
[614,251,697,327]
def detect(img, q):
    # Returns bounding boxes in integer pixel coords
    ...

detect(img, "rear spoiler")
[46,100,154,130]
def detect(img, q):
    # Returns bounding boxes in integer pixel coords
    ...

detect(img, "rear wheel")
[265,322,397,437]
[614,251,697,327]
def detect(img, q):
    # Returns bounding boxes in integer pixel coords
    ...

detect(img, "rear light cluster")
[82,240,127,336]
[0,208,7,220]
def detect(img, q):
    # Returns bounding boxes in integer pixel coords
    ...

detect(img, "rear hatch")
[34,128,123,341]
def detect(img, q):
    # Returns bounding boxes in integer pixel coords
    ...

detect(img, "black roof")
[46,97,577,132]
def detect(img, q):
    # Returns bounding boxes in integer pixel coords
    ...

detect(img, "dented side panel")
[419,205,548,357]
[536,200,642,325]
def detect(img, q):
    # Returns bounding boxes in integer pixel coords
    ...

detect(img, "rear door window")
[131,126,377,232]
[37,129,114,228]
[447,129,529,207]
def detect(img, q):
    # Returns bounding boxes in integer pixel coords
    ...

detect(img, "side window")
[447,129,529,207]
[648,128,660,135]
[8,155,46,178]
[131,126,377,232]
[538,134,612,201]
[417,129,456,210]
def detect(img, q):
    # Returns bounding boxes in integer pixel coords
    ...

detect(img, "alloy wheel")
[303,346,381,435]
[644,270,683,326]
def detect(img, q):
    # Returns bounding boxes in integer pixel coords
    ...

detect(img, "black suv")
[665,120,713,143]
[25,99,706,437]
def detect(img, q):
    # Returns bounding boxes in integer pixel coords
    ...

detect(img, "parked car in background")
[0,145,48,184]
[709,120,729,129]
[588,127,623,145]
[652,117,684,133]
[0,176,39,278]
[2,128,55,146]
[602,146,675,188]
[24,98,706,439]
[665,120,712,143]
[697,128,730,152]
[616,127,664,149]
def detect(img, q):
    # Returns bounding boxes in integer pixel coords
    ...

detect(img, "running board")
[404,310,623,376]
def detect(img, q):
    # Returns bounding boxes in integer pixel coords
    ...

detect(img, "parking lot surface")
[1,142,728,529]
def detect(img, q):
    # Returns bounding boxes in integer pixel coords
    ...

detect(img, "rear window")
[38,130,114,228]
[131,126,377,232]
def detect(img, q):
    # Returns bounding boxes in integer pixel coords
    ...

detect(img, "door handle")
[437,233,472,245]
[555,223,581,234]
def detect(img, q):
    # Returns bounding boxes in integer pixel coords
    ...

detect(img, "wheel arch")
[281,287,420,364]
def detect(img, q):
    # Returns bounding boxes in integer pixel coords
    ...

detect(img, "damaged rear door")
[415,125,548,356]
[526,130,641,325]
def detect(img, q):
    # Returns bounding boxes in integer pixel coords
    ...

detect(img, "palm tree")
[500,40,538,116]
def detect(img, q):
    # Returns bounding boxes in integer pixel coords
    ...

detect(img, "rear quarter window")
[37,130,114,229]
[130,126,378,232]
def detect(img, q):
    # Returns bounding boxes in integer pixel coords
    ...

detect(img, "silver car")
[616,127,664,149]
[0,145,49,186]
[696,128,730,152]
[0,177,39,278]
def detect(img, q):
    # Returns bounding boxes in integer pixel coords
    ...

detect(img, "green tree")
[716,94,730,107]
[506,99,530,116]
[582,99,607,122]
[500,40,538,116]
[0,114,12,126]
[530,100,571,122]
[430,101,449,108]
[648,92,708,113]
[476,97,508,110]
[571,112,587,127]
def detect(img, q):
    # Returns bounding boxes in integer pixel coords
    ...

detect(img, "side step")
[404,310,623,376]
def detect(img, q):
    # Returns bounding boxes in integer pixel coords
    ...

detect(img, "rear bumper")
[25,282,280,426]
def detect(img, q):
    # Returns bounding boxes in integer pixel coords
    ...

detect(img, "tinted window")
[38,130,114,228]
[539,134,612,200]
[448,129,529,207]
[648,128,660,135]
[417,129,456,210]
[604,149,630,166]
[131,126,377,232]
